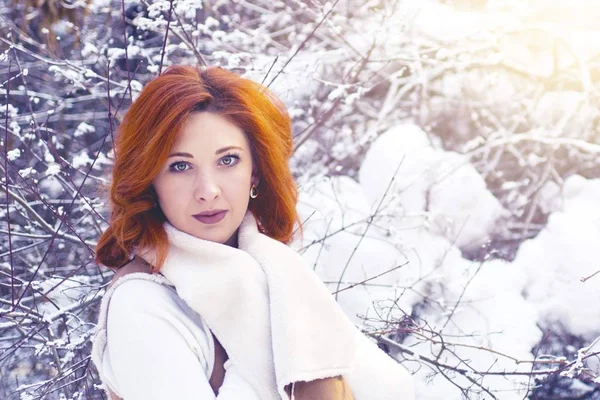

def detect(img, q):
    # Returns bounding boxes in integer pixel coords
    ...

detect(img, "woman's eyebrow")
[167,147,243,158]
[215,146,243,155]
[168,152,193,158]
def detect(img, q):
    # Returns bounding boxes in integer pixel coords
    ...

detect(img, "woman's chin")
[180,226,235,246]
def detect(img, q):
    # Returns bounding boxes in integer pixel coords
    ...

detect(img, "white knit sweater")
[93,274,260,399]
[91,212,415,399]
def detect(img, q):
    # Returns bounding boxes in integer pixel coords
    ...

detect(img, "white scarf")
[137,211,358,399]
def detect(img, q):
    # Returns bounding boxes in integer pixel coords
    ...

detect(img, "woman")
[91,65,414,400]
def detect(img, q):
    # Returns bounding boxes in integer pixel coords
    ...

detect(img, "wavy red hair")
[96,65,299,270]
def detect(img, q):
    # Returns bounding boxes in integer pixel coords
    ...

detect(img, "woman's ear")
[251,168,260,187]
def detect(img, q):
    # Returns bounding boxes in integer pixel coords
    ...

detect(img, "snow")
[406,0,511,43]
[146,1,171,18]
[74,122,95,137]
[243,53,325,106]
[129,80,143,101]
[296,175,420,328]
[81,42,98,58]
[18,167,36,178]
[106,48,126,63]
[174,0,203,19]
[403,257,542,399]
[7,148,21,161]
[358,124,506,251]
[532,91,598,138]
[514,175,600,337]
[9,120,21,136]
[295,125,600,399]
[48,65,87,89]
[72,152,93,169]
[46,164,60,176]
[32,277,85,311]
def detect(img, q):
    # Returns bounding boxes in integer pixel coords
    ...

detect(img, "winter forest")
[1,0,600,398]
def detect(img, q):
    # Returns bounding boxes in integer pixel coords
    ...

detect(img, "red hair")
[96,65,299,270]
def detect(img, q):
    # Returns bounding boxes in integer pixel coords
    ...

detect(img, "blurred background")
[1,0,600,398]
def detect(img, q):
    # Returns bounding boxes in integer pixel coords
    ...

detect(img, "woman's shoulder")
[103,256,183,316]
[108,277,178,313]
[94,273,222,399]
[103,271,216,377]
[106,273,211,341]
[107,256,156,289]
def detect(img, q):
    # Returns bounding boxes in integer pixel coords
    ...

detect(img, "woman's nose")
[193,173,221,201]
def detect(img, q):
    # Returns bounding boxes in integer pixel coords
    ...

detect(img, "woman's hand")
[286,376,355,400]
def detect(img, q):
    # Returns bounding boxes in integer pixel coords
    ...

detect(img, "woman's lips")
[193,210,227,224]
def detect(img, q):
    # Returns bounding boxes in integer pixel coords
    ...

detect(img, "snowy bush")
[2,0,600,399]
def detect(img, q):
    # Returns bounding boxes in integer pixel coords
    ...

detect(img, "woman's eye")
[169,162,190,172]
[220,154,240,166]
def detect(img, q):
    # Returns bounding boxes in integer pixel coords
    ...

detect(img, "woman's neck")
[223,230,239,248]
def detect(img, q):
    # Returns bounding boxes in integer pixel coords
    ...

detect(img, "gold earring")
[250,185,258,199]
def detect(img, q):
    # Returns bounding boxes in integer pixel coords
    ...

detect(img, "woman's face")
[153,112,258,246]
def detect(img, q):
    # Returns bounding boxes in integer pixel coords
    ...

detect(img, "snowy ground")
[293,123,600,399]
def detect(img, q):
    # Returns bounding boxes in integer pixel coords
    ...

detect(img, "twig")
[158,0,174,75]
[333,262,408,295]
[4,53,15,308]
[334,157,404,299]
[581,269,600,283]
[267,0,341,88]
